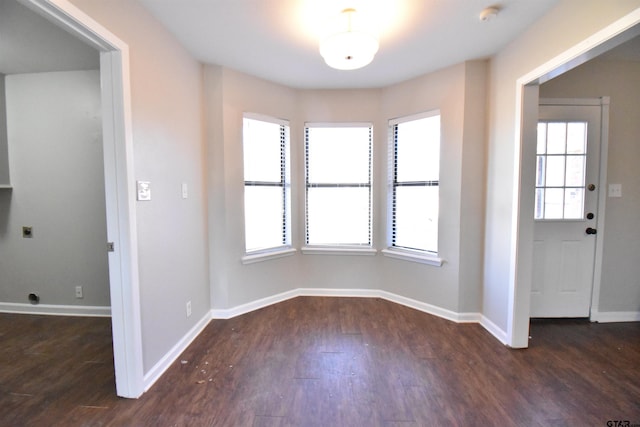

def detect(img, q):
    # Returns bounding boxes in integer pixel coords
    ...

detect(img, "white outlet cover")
[181,183,188,199]
[608,183,622,198]
[137,181,151,201]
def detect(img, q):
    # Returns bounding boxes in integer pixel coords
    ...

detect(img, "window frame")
[241,113,294,264]
[534,120,588,221]
[383,111,443,266]
[302,122,375,255]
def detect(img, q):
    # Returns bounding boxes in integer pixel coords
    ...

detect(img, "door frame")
[533,97,609,318]
[22,0,144,397]
[508,11,640,348]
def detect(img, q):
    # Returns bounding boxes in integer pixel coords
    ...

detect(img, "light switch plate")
[137,181,151,201]
[181,183,188,199]
[608,183,622,198]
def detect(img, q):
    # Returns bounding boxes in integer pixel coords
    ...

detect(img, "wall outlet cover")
[137,181,151,201]
[608,183,622,198]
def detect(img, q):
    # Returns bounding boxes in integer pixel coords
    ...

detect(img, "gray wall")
[0,70,109,308]
[69,0,211,374]
[540,59,640,313]
[205,60,487,315]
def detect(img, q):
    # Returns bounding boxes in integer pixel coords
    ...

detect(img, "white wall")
[540,59,640,313]
[204,61,487,316]
[484,0,640,336]
[0,70,109,308]
[70,0,210,373]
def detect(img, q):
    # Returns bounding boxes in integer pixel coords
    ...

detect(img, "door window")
[535,121,588,220]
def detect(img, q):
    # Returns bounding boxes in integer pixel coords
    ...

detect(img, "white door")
[530,102,602,318]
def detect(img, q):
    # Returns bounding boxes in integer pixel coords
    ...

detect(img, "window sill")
[241,247,297,265]
[381,248,443,266]
[301,246,377,256]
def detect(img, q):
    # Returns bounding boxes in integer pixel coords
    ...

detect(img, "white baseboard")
[143,311,211,392]
[212,287,483,325]
[591,310,640,323]
[375,289,482,324]
[211,288,300,319]
[0,302,111,317]
[480,315,508,345]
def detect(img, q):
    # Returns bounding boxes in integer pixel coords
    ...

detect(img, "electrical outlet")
[75,286,83,299]
[186,301,192,318]
[608,183,622,198]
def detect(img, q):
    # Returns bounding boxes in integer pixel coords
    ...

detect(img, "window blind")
[390,112,440,253]
[304,124,372,246]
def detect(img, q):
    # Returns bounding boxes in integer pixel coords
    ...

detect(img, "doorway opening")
[15,0,144,397]
[509,15,640,348]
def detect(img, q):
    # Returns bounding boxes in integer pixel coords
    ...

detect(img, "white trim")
[539,98,604,107]
[375,290,479,324]
[591,311,640,323]
[589,97,610,320]
[211,288,299,319]
[100,45,144,400]
[304,121,372,128]
[301,246,377,256]
[26,0,144,398]
[24,0,121,51]
[241,247,297,264]
[0,302,111,317]
[213,287,484,326]
[381,248,443,266]
[143,311,211,392]
[480,315,509,345]
[508,9,640,349]
[388,109,440,126]
[0,185,13,189]
[243,112,289,127]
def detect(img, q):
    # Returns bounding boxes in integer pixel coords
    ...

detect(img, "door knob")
[586,227,597,235]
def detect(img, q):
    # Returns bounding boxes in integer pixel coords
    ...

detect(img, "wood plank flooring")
[1,297,639,426]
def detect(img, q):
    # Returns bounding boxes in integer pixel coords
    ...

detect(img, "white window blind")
[305,124,372,246]
[389,112,440,254]
[243,115,290,253]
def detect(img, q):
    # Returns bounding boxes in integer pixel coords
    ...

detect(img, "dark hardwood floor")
[1,297,639,426]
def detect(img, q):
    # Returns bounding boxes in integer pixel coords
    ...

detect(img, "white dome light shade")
[319,8,379,71]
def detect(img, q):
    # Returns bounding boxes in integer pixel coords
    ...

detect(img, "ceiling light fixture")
[319,8,379,71]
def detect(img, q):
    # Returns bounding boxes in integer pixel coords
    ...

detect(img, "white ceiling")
[0,0,99,75]
[2,0,638,87]
[137,0,561,89]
